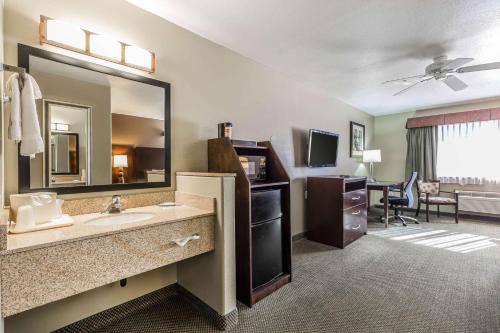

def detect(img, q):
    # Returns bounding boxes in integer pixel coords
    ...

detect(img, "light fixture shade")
[57,123,69,131]
[51,123,69,131]
[40,16,156,73]
[125,45,153,70]
[89,34,122,61]
[113,155,128,168]
[363,149,381,163]
[46,19,86,51]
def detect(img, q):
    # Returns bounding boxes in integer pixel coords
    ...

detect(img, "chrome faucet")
[106,195,122,214]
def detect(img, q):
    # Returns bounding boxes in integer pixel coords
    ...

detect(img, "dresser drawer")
[343,204,367,247]
[343,189,367,209]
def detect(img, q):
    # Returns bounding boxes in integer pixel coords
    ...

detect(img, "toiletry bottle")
[218,122,232,139]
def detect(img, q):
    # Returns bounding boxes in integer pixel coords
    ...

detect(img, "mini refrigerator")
[251,189,283,289]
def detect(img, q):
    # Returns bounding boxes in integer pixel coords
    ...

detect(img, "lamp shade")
[363,150,381,163]
[46,19,86,51]
[113,155,128,168]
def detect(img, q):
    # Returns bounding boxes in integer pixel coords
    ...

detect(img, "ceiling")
[126,0,500,115]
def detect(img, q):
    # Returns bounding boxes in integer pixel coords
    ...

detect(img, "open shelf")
[233,145,268,150]
[251,181,290,189]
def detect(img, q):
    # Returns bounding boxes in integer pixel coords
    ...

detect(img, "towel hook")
[2,63,27,104]
[1,63,26,74]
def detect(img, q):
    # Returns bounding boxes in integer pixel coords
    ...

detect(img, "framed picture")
[350,121,365,158]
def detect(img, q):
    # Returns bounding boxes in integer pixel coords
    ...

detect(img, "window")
[437,120,500,184]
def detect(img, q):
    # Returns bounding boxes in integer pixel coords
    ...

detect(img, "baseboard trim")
[292,232,306,241]
[176,284,239,331]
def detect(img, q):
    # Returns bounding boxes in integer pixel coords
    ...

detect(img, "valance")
[406,108,500,129]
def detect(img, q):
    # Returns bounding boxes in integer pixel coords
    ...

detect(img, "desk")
[367,181,404,228]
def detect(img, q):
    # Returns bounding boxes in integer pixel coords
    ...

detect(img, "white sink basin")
[85,212,155,226]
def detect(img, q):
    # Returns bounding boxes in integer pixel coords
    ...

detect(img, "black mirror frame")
[17,44,171,194]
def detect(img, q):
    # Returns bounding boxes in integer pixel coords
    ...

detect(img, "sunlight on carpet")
[369,226,498,253]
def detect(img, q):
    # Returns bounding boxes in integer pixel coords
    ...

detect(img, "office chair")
[380,171,419,226]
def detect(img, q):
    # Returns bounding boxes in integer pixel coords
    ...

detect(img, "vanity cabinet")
[306,176,367,249]
[0,215,214,317]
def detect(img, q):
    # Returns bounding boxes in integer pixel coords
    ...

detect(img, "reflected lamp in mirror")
[51,122,69,132]
[362,149,381,182]
[113,155,128,184]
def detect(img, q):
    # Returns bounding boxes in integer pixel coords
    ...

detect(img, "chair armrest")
[439,190,459,201]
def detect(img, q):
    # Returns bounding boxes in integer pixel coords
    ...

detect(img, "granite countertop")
[5,204,214,255]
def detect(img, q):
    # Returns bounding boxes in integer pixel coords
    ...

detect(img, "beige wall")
[2,0,374,331]
[0,0,4,207]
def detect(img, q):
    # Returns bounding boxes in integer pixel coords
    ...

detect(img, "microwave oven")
[239,155,266,181]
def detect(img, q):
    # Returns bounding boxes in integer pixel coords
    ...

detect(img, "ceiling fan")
[383,56,500,96]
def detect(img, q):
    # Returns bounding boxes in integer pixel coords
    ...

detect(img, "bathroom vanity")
[0,192,215,317]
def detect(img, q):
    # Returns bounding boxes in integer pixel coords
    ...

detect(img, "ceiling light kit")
[383,56,500,96]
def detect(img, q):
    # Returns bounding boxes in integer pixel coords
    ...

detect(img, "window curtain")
[405,126,437,181]
[436,120,500,185]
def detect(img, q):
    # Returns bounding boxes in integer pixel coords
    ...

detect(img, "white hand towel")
[6,73,22,142]
[20,73,44,158]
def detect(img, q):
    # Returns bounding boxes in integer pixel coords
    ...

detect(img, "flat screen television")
[307,129,339,167]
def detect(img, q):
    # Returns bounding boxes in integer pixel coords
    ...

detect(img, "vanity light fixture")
[39,16,156,73]
[45,19,86,51]
[89,34,122,62]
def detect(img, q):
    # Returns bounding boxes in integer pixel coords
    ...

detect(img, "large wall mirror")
[18,44,171,194]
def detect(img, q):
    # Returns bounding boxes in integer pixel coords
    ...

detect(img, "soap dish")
[10,214,74,234]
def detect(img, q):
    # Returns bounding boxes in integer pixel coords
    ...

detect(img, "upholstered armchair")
[416,180,459,223]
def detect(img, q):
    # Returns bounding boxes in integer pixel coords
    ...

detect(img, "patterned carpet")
[60,211,500,333]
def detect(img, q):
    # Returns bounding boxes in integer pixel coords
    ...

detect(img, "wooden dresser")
[306,176,367,248]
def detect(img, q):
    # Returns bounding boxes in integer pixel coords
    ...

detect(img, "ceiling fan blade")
[457,62,500,73]
[442,58,474,70]
[393,77,433,96]
[382,74,429,85]
[443,75,468,91]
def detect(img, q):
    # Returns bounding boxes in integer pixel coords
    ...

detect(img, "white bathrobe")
[19,74,44,158]
[6,73,22,142]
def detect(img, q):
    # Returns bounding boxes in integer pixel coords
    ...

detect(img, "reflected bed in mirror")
[18,44,171,194]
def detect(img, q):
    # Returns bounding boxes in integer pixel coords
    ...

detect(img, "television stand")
[306,176,368,248]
